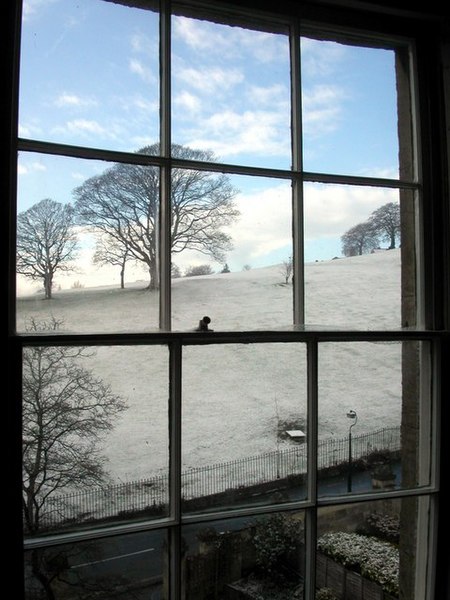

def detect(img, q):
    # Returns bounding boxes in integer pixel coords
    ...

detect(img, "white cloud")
[22,0,58,21]
[55,118,120,141]
[220,182,398,268]
[132,96,158,112]
[54,92,98,108]
[71,171,87,181]
[226,183,292,264]
[184,109,289,159]
[170,182,292,271]
[241,30,289,64]
[173,91,202,114]
[17,161,47,176]
[359,167,399,179]
[66,119,107,134]
[173,17,216,52]
[304,183,398,239]
[173,15,288,65]
[302,84,345,137]
[246,83,289,107]
[303,106,341,137]
[130,32,156,54]
[116,94,158,116]
[300,37,347,77]
[129,59,156,84]
[303,84,344,108]
[18,122,43,138]
[175,64,244,94]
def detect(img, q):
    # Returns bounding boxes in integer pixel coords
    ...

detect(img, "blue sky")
[18,0,399,277]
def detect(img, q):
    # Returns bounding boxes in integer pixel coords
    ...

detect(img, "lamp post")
[346,410,358,492]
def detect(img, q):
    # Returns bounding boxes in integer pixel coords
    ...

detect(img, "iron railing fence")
[36,426,400,530]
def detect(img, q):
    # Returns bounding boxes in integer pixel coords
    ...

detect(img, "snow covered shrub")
[361,545,399,596]
[317,532,399,596]
[185,264,214,276]
[363,511,400,544]
[252,513,303,579]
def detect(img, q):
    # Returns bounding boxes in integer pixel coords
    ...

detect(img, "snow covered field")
[17,250,402,483]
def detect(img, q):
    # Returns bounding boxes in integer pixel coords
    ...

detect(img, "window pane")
[182,344,307,513]
[317,497,428,599]
[24,529,167,599]
[19,0,159,153]
[304,183,403,328]
[171,173,293,330]
[16,153,160,333]
[172,14,291,169]
[301,36,399,178]
[182,510,305,598]
[318,341,432,498]
[22,344,169,534]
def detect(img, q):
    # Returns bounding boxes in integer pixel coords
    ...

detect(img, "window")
[10,1,447,599]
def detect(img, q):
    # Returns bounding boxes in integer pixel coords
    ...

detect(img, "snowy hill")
[17,250,402,482]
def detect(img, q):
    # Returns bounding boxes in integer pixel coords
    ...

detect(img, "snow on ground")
[17,250,402,482]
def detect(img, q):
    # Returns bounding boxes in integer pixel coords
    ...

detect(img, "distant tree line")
[17,144,239,299]
[341,202,400,257]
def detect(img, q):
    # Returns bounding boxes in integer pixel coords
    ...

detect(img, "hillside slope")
[17,250,402,481]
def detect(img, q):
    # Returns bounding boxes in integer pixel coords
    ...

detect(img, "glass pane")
[19,0,159,153]
[171,173,293,331]
[318,341,432,498]
[24,529,167,599]
[183,510,305,599]
[301,36,399,178]
[16,152,160,333]
[182,344,307,513]
[22,344,169,534]
[172,14,291,169]
[317,497,429,599]
[304,183,402,328]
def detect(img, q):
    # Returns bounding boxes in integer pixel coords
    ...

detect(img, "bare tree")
[22,317,127,536]
[280,256,293,284]
[369,201,401,249]
[74,144,240,290]
[93,234,135,289]
[341,222,379,256]
[17,198,79,299]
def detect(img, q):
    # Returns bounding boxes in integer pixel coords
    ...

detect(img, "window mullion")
[304,339,318,600]
[169,339,182,598]
[290,20,304,326]
[159,0,172,331]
